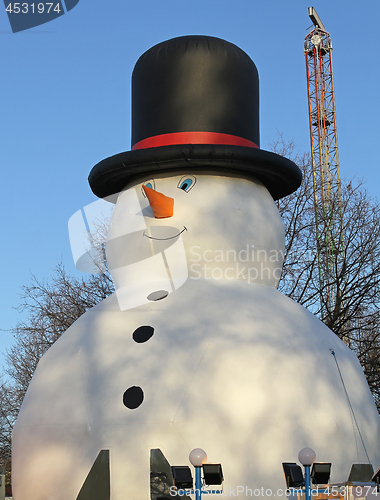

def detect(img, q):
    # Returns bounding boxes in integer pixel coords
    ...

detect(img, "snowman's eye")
[178,175,196,192]
[141,179,155,197]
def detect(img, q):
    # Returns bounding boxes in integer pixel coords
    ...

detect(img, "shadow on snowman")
[12,36,380,500]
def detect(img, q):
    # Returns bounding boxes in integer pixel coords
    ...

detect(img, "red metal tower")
[305,7,345,328]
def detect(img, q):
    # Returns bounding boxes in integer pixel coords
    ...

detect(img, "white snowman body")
[12,174,380,500]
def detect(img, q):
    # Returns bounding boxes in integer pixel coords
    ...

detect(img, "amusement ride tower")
[305,7,346,332]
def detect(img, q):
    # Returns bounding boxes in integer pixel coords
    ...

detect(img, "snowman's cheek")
[141,205,155,218]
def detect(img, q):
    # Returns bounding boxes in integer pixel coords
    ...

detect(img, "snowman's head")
[106,172,285,303]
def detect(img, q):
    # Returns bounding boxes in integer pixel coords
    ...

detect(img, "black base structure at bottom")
[76,450,110,500]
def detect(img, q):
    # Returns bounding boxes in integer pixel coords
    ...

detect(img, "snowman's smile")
[143,226,187,241]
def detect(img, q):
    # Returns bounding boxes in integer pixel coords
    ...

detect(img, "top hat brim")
[89,144,302,201]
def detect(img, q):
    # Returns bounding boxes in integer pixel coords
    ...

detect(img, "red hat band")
[132,132,259,151]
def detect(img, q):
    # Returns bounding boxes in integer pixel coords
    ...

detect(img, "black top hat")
[89,35,302,200]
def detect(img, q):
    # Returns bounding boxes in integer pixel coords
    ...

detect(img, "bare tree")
[273,137,380,408]
[0,379,18,492]
[0,264,114,492]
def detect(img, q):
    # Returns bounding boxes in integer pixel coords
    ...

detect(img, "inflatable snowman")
[12,36,380,500]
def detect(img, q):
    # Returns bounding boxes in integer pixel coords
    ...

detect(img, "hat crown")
[131,35,260,148]
[89,35,302,201]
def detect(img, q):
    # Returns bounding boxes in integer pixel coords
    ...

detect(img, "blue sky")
[1,0,379,373]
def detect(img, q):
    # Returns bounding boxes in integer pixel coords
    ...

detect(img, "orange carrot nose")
[142,185,174,218]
